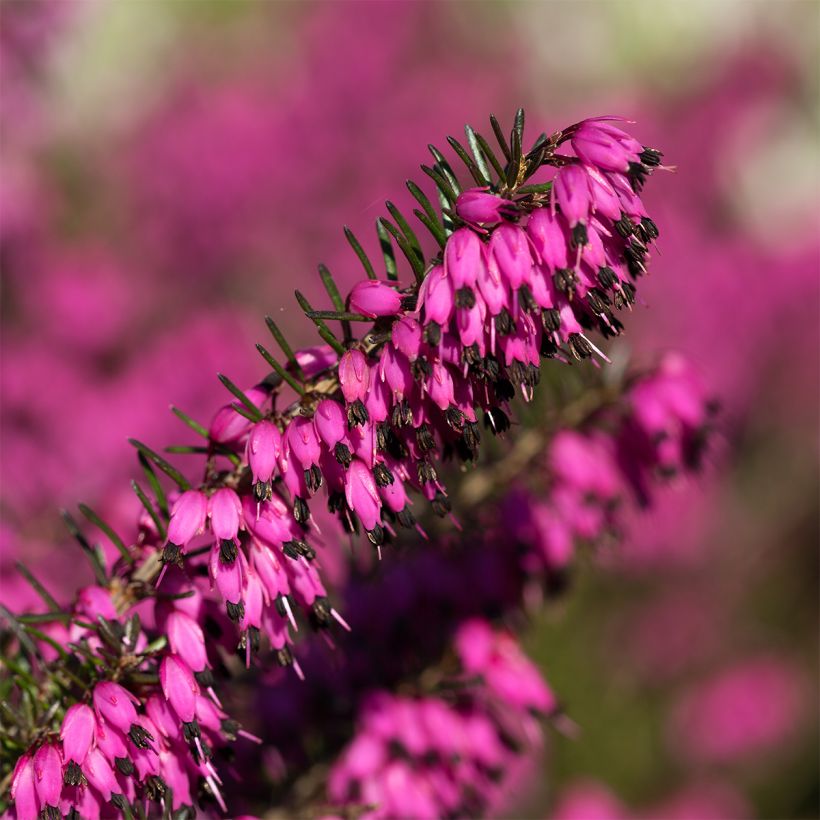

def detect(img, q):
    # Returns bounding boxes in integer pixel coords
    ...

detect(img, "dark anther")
[627,161,649,192]
[541,307,561,333]
[220,719,240,741]
[614,212,634,238]
[518,284,537,312]
[195,668,214,687]
[494,377,516,402]
[128,723,154,749]
[376,422,391,452]
[346,399,369,427]
[65,809,80,820]
[111,794,133,812]
[283,539,315,561]
[64,760,84,786]
[624,243,646,278]
[417,462,437,484]
[526,363,541,387]
[238,626,261,656]
[455,286,476,309]
[182,719,201,743]
[571,223,588,248]
[115,756,134,776]
[274,593,294,618]
[480,355,501,382]
[586,288,610,314]
[599,313,624,338]
[597,269,617,293]
[397,507,415,529]
[424,321,441,345]
[373,463,394,487]
[484,407,511,434]
[311,596,332,627]
[553,268,577,294]
[412,357,432,381]
[445,406,465,431]
[41,807,61,820]
[172,806,197,820]
[219,539,237,563]
[327,491,345,514]
[304,464,323,493]
[639,146,663,167]
[416,423,436,452]
[334,441,352,467]
[253,479,272,502]
[385,429,409,461]
[226,600,245,623]
[462,343,481,366]
[161,543,183,568]
[366,523,385,546]
[462,421,481,450]
[540,334,559,357]
[144,776,168,801]
[400,294,418,311]
[293,496,310,524]
[275,646,294,667]
[613,282,637,310]
[495,308,514,336]
[568,333,593,360]
[391,399,413,428]
[431,492,451,517]
[636,216,659,242]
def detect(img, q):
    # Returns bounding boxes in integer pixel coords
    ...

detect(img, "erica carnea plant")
[0,110,700,820]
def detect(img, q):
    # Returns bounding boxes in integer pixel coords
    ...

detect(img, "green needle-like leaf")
[131,480,166,539]
[467,126,504,183]
[294,291,347,355]
[490,113,511,160]
[378,218,425,282]
[318,264,351,342]
[61,510,107,585]
[420,164,457,204]
[446,135,487,186]
[428,144,462,195]
[130,440,191,491]
[264,316,304,378]
[217,374,263,421]
[170,406,208,438]
[344,226,378,280]
[413,209,447,249]
[79,504,133,564]
[385,201,424,261]
[375,219,398,282]
[15,562,60,612]
[256,343,305,394]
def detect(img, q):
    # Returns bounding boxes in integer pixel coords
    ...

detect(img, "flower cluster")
[4,111,668,819]
[506,354,714,573]
[154,114,664,649]
[327,619,554,820]
[9,578,262,819]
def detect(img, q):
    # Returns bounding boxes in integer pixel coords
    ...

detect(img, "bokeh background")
[1,1,818,817]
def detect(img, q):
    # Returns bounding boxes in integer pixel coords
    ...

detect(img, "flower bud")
[209,487,242,542]
[488,223,533,291]
[83,747,119,802]
[339,350,370,404]
[571,118,641,172]
[61,703,96,766]
[427,362,455,411]
[93,681,140,735]
[247,420,281,488]
[348,280,402,317]
[527,208,570,270]
[10,753,38,819]
[455,188,511,224]
[444,228,483,290]
[33,741,62,811]
[167,490,208,548]
[160,654,199,725]
[417,264,453,326]
[344,459,382,531]
[554,164,592,227]
[314,399,347,448]
[167,610,208,673]
[285,416,322,468]
[391,316,422,360]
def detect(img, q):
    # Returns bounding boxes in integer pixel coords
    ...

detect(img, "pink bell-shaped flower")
[160,654,199,726]
[348,280,402,317]
[208,487,242,542]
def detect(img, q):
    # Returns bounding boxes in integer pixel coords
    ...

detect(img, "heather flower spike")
[4,110,671,819]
